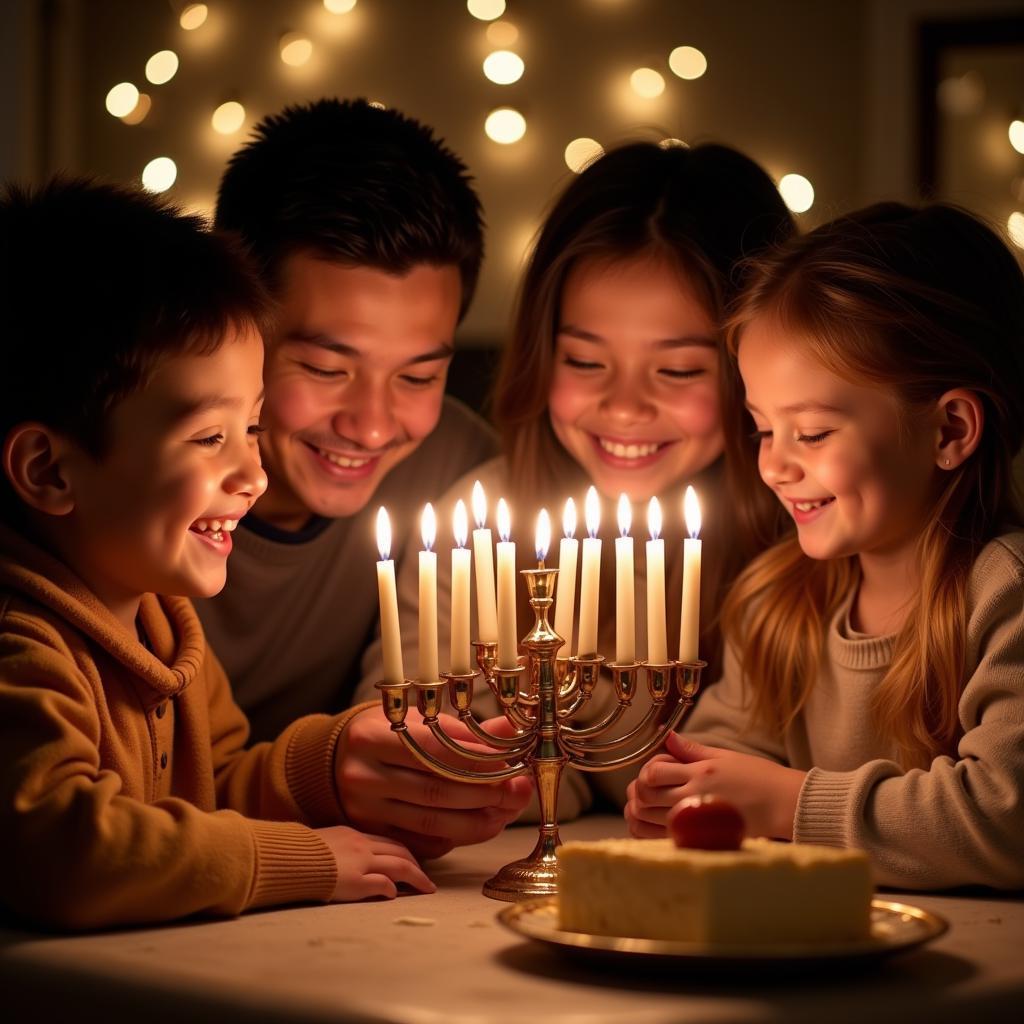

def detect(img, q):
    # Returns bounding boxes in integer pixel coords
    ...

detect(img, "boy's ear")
[2,423,77,516]
[934,388,983,471]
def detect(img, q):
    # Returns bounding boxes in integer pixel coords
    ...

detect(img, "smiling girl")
[626,203,1024,889]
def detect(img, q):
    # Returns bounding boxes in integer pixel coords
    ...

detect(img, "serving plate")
[498,897,947,968]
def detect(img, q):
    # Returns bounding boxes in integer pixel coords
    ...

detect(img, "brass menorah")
[376,564,703,901]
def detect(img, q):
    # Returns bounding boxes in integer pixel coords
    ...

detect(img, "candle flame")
[617,493,632,537]
[471,479,487,528]
[497,497,511,542]
[647,496,662,540]
[453,499,468,548]
[536,508,551,562]
[420,502,436,552]
[584,485,600,538]
[684,485,702,538]
[376,506,391,561]
[563,496,577,539]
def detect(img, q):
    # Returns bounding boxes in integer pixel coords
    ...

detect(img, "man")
[197,99,529,859]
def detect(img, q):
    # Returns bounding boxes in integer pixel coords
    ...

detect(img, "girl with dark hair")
[627,203,1024,889]
[359,139,794,818]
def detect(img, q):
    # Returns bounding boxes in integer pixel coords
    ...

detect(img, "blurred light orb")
[468,0,505,20]
[659,137,688,149]
[630,68,665,98]
[484,107,526,144]
[120,93,152,125]
[668,46,707,80]
[279,33,313,66]
[323,0,357,12]
[368,100,386,110]
[564,137,604,173]
[179,4,208,31]
[483,50,524,85]
[486,20,518,46]
[105,82,139,118]
[142,157,177,194]
[145,50,179,86]
[936,72,984,116]
[1010,120,1024,156]
[779,173,814,213]
[1008,212,1024,250]
[212,101,246,135]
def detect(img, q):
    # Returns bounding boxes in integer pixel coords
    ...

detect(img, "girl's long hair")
[722,203,1024,768]
[492,141,794,670]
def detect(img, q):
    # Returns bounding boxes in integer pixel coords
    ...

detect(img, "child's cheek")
[671,385,722,440]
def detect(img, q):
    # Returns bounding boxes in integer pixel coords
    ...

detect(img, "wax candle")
[375,507,404,684]
[450,499,472,675]
[577,486,602,657]
[417,503,439,683]
[471,480,498,644]
[646,496,667,664]
[679,485,703,663]
[615,493,635,665]
[496,498,518,669]
[553,498,578,655]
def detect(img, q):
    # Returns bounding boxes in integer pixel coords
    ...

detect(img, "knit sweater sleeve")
[0,615,336,931]
[795,539,1024,890]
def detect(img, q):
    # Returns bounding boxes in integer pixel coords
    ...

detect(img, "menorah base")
[483,826,562,901]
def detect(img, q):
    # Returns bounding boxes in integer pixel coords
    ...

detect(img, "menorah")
[375,563,704,902]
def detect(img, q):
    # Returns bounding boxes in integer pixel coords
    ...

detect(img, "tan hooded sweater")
[0,524,361,931]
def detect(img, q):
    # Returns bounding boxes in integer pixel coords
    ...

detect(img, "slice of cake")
[557,836,873,945]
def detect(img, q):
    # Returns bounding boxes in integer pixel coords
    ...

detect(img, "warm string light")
[324,0,358,13]
[467,0,505,21]
[141,157,177,193]
[145,50,179,85]
[105,82,139,118]
[483,50,524,85]
[1010,120,1024,156]
[630,67,665,98]
[669,45,707,80]
[212,100,246,134]
[485,107,526,144]
[486,20,518,46]
[779,173,814,213]
[1008,212,1024,250]
[564,137,604,173]
[279,32,314,66]
[179,4,208,31]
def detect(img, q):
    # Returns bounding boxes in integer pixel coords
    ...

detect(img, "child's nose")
[599,373,656,426]
[759,440,801,485]
[227,446,268,501]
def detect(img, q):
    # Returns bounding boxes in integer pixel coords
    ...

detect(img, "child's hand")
[316,826,437,901]
[336,708,533,860]
[625,732,806,841]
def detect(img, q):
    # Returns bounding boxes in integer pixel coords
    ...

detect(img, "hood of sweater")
[0,522,203,698]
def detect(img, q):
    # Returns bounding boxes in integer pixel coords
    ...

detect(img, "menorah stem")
[558,700,663,753]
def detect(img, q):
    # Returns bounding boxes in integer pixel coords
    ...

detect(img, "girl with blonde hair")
[627,203,1024,888]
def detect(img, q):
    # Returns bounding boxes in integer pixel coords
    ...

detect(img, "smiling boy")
[0,179,434,929]
[198,99,528,859]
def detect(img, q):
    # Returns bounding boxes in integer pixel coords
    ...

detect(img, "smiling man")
[195,99,526,858]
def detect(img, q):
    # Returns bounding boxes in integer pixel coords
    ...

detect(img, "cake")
[556,836,874,945]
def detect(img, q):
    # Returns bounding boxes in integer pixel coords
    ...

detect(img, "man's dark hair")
[215,98,484,319]
[0,176,271,521]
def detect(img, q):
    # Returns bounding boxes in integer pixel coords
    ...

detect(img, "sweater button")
[160,752,168,770]
[155,702,166,719]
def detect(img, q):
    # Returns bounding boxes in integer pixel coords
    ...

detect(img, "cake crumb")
[393,916,436,927]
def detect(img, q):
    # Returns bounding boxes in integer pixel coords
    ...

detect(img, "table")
[1,815,1022,1023]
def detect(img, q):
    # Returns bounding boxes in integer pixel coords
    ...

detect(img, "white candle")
[471,480,498,644]
[553,498,578,655]
[375,507,404,684]
[418,503,439,683]
[450,499,472,675]
[679,486,703,663]
[646,496,667,664]
[615,493,635,665]
[496,498,518,669]
[577,486,602,657]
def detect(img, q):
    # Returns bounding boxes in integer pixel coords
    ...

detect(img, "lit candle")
[418,503,439,683]
[536,507,551,568]
[553,498,578,655]
[646,496,667,663]
[577,487,602,657]
[375,507,404,684]
[471,480,498,644]
[679,486,703,663]
[615,494,635,665]
[450,499,472,674]
[496,498,518,669]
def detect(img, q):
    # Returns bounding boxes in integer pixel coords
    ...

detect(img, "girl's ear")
[934,388,983,471]
[2,424,76,516]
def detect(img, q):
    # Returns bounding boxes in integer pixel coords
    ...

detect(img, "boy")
[0,179,433,930]
[199,99,529,859]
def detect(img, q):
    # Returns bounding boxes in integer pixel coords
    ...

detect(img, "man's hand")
[625,732,805,841]
[336,707,533,860]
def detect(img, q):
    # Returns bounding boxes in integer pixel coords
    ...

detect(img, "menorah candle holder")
[376,565,704,902]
